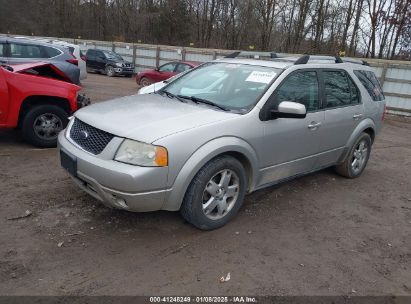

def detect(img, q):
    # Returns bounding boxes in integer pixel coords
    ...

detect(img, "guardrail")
[2,35,411,116]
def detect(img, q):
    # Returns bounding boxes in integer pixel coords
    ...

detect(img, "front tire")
[180,156,247,230]
[140,77,152,87]
[105,65,115,77]
[21,105,68,148]
[335,133,372,178]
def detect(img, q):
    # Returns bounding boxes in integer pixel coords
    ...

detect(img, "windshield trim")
[159,62,284,114]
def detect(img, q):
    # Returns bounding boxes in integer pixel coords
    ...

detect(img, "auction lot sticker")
[246,71,277,84]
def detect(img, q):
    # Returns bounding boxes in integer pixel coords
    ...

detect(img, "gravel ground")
[0,73,410,296]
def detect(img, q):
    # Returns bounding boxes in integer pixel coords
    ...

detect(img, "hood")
[7,62,76,84]
[74,94,237,143]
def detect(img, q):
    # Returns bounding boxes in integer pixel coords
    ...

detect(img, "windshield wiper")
[159,90,187,103]
[177,95,229,111]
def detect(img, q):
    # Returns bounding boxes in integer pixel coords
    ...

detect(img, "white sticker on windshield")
[245,71,277,84]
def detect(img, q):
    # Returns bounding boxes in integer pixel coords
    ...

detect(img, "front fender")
[338,118,376,163]
[161,136,259,211]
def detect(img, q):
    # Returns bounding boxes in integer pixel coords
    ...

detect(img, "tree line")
[0,0,410,59]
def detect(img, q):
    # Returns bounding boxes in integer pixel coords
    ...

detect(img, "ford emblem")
[79,130,89,140]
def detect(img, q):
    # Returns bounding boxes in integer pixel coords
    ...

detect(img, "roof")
[0,36,68,51]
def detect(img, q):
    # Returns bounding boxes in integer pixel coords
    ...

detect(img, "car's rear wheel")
[21,105,68,148]
[105,66,115,77]
[335,133,372,178]
[180,156,247,230]
[140,77,152,87]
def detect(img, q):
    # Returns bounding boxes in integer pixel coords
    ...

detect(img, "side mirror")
[270,101,307,119]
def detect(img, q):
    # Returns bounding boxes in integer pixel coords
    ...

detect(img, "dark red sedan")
[136,61,199,86]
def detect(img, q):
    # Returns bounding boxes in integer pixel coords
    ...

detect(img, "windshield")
[162,62,282,112]
[103,51,123,61]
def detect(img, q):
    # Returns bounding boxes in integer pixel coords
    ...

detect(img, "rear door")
[95,50,107,71]
[86,49,95,68]
[315,69,364,167]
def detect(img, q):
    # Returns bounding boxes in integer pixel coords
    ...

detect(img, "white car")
[138,69,192,94]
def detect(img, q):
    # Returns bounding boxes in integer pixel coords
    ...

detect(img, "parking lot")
[0,73,410,296]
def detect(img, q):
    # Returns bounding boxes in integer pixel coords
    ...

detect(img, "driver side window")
[159,63,176,72]
[273,71,319,112]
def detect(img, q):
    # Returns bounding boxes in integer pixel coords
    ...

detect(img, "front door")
[0,68,9,125]
[258,70,325,186]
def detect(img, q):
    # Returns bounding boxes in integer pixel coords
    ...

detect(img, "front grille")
[69,119,114,155]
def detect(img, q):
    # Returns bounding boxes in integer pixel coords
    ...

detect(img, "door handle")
[307,122,321,129]
[353,113,363,120]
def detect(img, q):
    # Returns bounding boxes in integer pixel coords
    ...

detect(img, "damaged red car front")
[0,62,89,147]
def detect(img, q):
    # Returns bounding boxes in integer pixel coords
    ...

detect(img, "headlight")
[115,62,123,67]
[114,139,168,167]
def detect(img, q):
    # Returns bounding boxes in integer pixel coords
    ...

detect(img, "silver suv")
[58,55,386,230]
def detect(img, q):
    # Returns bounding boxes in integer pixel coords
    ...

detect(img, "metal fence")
[4,34,411,116]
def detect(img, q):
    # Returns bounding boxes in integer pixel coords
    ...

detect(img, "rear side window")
[323,70,359,108]
[0,43,4,57]
[274,71,319,111]
[354,70,384,101]
[43,46,61,58]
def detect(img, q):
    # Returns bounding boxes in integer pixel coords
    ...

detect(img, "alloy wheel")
[33,113,63,140]
[201,169,240,220]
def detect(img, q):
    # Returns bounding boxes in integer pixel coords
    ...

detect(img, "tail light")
[67,58,78,66]
[67,52,78,66]
[382,104,387,121]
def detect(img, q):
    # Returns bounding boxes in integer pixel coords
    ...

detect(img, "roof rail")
[294,55,344,65]
[224,51,370,66]
[224,51,280,59]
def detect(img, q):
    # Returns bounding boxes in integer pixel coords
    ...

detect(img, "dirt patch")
[0,74,410,295]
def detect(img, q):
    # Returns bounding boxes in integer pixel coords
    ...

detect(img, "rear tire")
[180,156,247,230]
[21,105,68,148]
[335,133,372,178]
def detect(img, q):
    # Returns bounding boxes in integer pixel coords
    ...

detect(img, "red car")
[136,61,199,86]
[0,62,89,147]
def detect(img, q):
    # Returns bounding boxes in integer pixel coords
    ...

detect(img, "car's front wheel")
[140,77,152,87]
[21,105,68,148]
[105,65,115,77]
[335,132,372,178]
[180,156,247,230]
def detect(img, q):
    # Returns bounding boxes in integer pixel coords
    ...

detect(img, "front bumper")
[58,131,170,212]
[114,67,134,75]
[76,94,91,109]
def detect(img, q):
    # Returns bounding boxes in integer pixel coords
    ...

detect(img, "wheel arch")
[161,137,259,211]
[18,95,71,128]
[338,118,376,164]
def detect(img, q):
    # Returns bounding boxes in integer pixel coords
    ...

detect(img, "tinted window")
[86,49,96,56]
[0,43,4,57]
[323,70,352,108]
[159,63,176,72]
[175,63,191,73]
[43,46,61,58]
[10,43,49,58]
[354,70,384,101]
[274,71,319,111]
[348,76,360,104]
